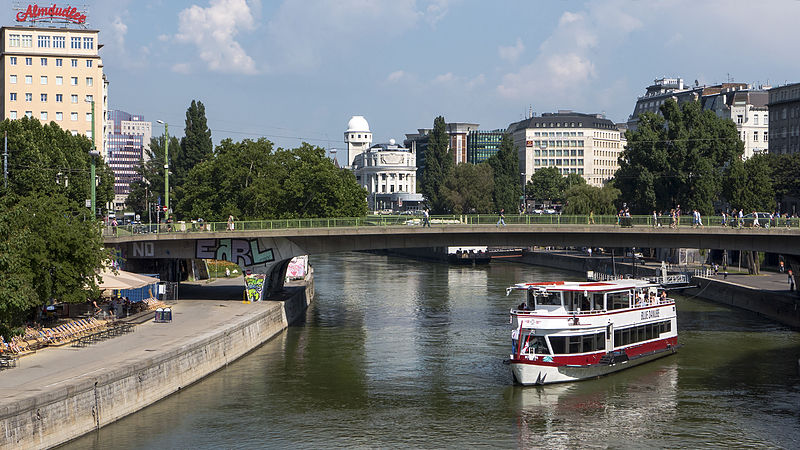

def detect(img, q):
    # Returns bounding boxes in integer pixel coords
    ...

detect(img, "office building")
[1,23,106,154]
[467,129,504,164]
[508,110,625,187]
[106,110,151,210]
[768,82,800,155]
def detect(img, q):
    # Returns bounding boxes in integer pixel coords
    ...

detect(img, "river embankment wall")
[512,251,799,329]
[0,276,313,450]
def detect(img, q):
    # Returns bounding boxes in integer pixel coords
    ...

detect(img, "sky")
[4,0,800,164]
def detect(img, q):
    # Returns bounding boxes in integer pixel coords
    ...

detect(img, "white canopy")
[97,268,159,290]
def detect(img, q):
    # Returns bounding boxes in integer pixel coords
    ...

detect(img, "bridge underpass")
[104,223,800,299]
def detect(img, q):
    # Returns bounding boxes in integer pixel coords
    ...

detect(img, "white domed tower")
[344,115,372,167]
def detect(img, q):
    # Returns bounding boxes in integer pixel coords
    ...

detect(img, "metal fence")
[102,214,800,238]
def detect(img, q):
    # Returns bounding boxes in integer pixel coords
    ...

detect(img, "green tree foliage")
[177,139,367,220]
[527,167,564,203]
[722,154,774,212]
[487,133,521,213]
[769,153,800,209]
[563,184,620,215]
[126,134,180,218]
[175,100,213,187]
[441,162,494,214]
[420,116,453,213]
[0,194,107,332]
[616,99,743,214]
[0,117,114,213]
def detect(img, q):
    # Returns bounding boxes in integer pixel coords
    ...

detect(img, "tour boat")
[505,279,678,385]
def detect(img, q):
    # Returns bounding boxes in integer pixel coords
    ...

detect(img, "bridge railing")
[102,214,800,237]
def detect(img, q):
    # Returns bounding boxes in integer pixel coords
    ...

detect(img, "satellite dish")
[389,138,396,145]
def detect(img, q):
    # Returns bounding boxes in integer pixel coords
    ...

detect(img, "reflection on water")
[63,253,800,449]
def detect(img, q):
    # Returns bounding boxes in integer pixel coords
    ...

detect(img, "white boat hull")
[511,347,676,385]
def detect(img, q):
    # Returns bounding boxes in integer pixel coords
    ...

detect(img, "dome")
[347,115,370,132]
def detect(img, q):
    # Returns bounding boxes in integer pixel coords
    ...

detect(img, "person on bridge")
[497,209,506,227]
[422,208,431,227]
[227,214,235,231]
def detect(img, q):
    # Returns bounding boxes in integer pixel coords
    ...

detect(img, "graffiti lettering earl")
[196,239,275,267]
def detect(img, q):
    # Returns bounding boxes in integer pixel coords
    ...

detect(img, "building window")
[24,75,31,84]
[25,111,32,118]
[56,112,63,121]
[764,115,768,124]
[38,35,50,48]
[9,111,17,119]
[40,94,47,102]
[85,112,92,122]
[56,76,63,85]
[70,112,78,121]
[40,76,47,85]
[9,34,20,47]
[9,93,16,101]
[56,94,63,102]
[71,77,78,86]
[9,56,16,65]
[754,115,759,125]
[25,57,32,66]
[71,59,78,67]
[86,77,93,87]
[25,93,32,102]
[71,37,81,49]
[754,131,758,142]
[9,75,16,84]
[764,132,768,142]
[53,36,65,48]
[737,115,743,124]
[86,60,92,68]
[83,37,94,49]
[40,57,47,66]
[55,58,62,66]
[21,35,32,47]
[71,94,78,103]
[85,95,93,103]
[40,111,47,120]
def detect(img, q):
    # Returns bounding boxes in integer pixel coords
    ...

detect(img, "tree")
[441,162,494,214]
[176,100,213,186]
[0,194,107,333]
[769,153,800,210]
[420,116,453,213]
[616,99,743,214]
[723,154,774,212]
[487,133,521,213]
[0,117,114,214]
[126,134,181,219]
[527,167,564,204]
[562,184,620,215]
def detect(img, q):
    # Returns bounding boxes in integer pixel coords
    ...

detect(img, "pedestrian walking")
[227,214,235,231]
[652,210,658,228]
[588,210,595,225]
[779,260,785,273]
[738,209,744,227]
[789,269,795,292]
[422,208,431,227]
[496,208,506,227]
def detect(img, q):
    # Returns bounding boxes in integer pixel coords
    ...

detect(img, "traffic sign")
[162,206,168,212]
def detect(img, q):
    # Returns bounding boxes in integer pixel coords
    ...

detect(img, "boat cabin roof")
[506,279,656,295]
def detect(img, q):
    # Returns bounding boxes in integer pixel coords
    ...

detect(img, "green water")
[64,252,800,448]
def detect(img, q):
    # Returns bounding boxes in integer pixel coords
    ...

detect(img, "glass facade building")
[467,129,505,163]
[105,110,151,210]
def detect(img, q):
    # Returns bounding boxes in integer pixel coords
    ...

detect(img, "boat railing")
[587,271,689,286]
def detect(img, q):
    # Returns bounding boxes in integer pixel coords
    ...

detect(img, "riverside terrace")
[104,214,800,296]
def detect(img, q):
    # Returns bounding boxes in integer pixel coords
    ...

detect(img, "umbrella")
[96,268,159,290]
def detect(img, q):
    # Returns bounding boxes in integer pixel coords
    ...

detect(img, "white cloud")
[171,63,192,74]
[386,70,407,83]
[433,72,455,84]
[498,38,525,63]
[175,0,259,75]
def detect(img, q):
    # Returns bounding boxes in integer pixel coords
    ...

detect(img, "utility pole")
[3,131,7,189]
[157,120,169,214]
[89,100,98,218]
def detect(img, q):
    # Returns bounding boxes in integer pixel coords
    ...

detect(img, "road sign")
[162,205,168,212]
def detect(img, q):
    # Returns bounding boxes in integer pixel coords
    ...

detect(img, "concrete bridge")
[104,216,800,298]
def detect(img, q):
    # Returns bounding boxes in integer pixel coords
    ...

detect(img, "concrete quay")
[512,250,800,329]
[0,276,313,449]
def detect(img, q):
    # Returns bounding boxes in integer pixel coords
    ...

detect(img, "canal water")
[66,253,800,448]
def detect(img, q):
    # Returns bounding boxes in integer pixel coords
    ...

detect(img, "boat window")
[534,291,561,307]
[606,291,630,310]
[551,332,606,354]
[548,336,567,354]
[613,320,672,349]
[522,335,549,355]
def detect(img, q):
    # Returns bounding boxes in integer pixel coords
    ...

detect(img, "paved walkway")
[0,278,269,404]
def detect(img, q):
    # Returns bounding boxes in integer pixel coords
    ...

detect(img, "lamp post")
[86,99,99,218]
[520,171,527,214]
[156,120,169,215]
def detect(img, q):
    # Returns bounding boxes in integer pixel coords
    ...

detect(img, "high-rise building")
[446,122,479,164]
[768,82,800,155]
[106,110,151,210]
[467,129,504,164]
[1,22,106,155]
[509,111,625,187]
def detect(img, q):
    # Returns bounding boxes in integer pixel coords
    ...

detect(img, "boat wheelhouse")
[505,279,678,385]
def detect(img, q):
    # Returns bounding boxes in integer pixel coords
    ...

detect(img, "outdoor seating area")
[71,322,135,348]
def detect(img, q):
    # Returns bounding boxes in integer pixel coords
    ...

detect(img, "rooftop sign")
[14,3,87,25]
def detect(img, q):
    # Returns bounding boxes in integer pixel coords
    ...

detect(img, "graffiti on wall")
[244,274,267,302]
[196,239,275,267]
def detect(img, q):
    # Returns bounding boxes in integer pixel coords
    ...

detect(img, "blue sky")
[5,0,800,163]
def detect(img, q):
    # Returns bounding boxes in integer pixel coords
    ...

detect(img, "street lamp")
[86,98,99,218]
[520,171,527,213]
[156,120,169,215]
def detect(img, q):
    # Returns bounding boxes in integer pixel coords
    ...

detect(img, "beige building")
[508,111,625,187]
[1,26,106,155]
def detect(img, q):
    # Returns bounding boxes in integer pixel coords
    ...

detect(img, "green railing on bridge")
[103,214,800,238]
